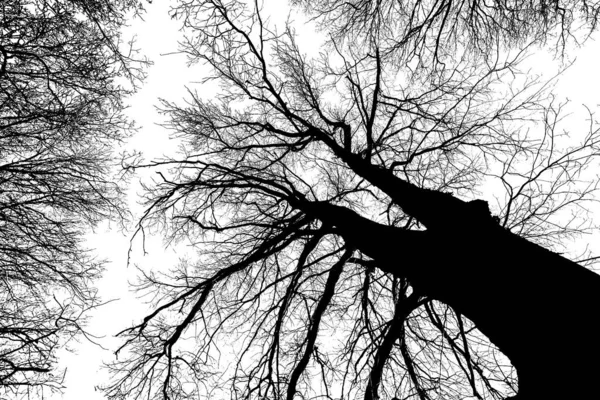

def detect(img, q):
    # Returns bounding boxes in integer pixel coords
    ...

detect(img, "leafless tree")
[106,1,600,399]
[292,0,600,63]
[0,0,146,397]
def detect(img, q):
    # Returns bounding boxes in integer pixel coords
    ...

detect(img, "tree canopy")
[292,0,600,61]
[0,0,145,397]
[103,1,600,400]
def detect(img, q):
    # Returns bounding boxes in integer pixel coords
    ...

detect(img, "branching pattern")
[0,0,146,397]
[105,1,600,399]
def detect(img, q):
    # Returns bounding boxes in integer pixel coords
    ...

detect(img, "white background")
[53,1,600,398]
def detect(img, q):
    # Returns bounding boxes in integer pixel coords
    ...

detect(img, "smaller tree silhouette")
[0,0,146,397]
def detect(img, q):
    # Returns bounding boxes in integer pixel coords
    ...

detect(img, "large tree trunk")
[305,198,600,399]
[303,149,600,398]
[411,224,600,399]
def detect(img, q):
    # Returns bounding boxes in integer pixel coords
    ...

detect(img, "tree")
[106,1,600,399]
[291,0,600,62]
[0,0,145,397]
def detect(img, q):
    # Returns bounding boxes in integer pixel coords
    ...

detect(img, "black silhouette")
[0,0,145,397]
[105,1,600,400]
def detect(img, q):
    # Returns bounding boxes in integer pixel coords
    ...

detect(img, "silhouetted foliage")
[106,1,600,400]
[0,0,145,397]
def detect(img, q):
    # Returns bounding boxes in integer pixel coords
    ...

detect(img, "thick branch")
[286,250,352,400]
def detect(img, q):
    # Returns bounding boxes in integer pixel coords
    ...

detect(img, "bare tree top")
[292,0,600,63]
[0,0,148,397]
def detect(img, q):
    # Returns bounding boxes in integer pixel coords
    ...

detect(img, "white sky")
[51,1,600,399]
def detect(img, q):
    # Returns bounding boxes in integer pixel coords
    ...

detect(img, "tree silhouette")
[0,0,145,397]
[292,0,600,62]
[107,1,600,399]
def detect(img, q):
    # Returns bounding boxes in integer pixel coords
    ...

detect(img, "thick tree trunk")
[303,150,600,398]
[410,225,600,399]
[306,200,600,399]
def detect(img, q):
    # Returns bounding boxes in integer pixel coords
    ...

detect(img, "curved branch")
[286,249,353,400]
